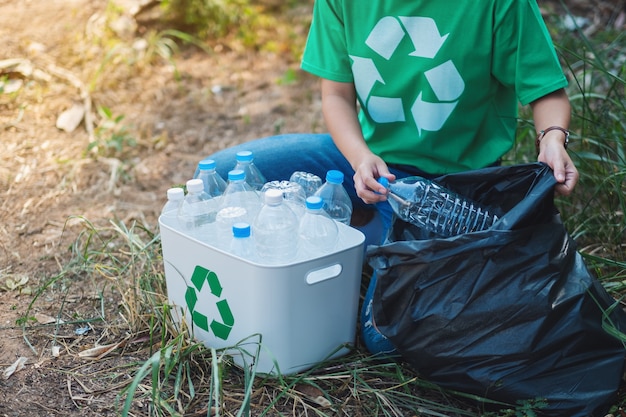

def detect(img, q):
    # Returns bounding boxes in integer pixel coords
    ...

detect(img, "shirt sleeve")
[300,0,355,83]
[491,0,568,105]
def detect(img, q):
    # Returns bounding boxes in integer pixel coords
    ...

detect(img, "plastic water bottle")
[218,169,261,216]
[289,171,323,197]
[229,222,256,260]
[298,196,339,257]
[215,205,248,248]
[234,150,266,191]
[194,158,226,198]
[314,170,353,225]
[161,187,185,218]
[215,170,261,242]
[378,177,499,237]
[261,180,307,218]
[252,188,299,264]
[178,179,216,237]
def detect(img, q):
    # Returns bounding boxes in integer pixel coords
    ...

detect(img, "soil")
[0,0,624,416]
[0,0,322,415]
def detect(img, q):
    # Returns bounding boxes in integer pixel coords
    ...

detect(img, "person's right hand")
[352,152,396,204]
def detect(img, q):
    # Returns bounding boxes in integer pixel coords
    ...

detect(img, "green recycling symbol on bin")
[184,266,234,340]
[350,16,465,135]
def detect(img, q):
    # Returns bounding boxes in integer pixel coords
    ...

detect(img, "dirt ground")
[0,0,323,415]
[0,0,624,415]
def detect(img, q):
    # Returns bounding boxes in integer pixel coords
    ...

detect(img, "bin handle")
[306,264,343,285]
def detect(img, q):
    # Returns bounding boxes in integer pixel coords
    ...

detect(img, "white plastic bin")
[159,215,365,375]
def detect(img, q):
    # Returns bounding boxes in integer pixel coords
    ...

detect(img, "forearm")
[321,78,392,202]
[321,79,371,170]
[530,89,571,153]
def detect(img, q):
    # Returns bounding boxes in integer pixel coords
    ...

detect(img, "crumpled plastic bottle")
[289,171,323,197]
[261,180,306,218]
[378,176,498,237]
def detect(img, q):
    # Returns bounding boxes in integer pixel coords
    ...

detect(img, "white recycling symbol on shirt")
[350,16,465,135]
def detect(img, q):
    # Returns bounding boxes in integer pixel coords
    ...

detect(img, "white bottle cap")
[186,178,204,193]
[167,187,185,201]
[264,188,284,205]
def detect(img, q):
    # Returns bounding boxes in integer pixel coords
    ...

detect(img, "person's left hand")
[537,135,579,196]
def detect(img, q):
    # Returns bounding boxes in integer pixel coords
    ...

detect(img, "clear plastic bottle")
[298,196,339,257]
[161,187,185,218]
[289,171,323,197]
[234,150,267,191]
[194,158,227,198]
[314,170,353,225]
[218,169,261,217]
[252,188,299,264]
[229,222,256,261]
[215,170,261,242]
[378,176,499,237]
[261,180,306,218]
[178,178,215,237]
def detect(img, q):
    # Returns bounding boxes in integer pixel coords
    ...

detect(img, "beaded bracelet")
[536,126,570,153]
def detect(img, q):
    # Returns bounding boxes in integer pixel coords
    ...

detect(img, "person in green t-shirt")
[202,0,579,354]
[300,0,577,203]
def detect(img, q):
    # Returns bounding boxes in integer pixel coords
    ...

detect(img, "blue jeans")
[201,133,429,355]
[202,133,436,231]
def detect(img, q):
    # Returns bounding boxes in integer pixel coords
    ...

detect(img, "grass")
[12,0,626,416]
[511,3,626,287]
[19,217,477,416]
[20,214,520,416]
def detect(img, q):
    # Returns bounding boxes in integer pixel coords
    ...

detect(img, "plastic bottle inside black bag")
[378,176,498,237]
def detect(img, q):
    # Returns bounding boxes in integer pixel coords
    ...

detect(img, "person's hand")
[351,153,396,204]
[537,134,579,196]
[530,89,577,195]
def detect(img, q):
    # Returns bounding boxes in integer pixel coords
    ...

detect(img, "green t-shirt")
[301,0,568,174]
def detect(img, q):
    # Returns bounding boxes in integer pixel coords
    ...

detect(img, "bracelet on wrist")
[536,126,570,153]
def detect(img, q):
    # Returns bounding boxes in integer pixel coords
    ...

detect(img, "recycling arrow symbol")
[184,265,234,340]
[351,16,465,135]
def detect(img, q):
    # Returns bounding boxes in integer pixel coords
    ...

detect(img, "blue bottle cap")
[232,222,251,238]
[326,170,344,184]
[377,177,389,188]
[198,159,217,170]
[305,196,324,210]
[228,169,246,181]
[236,151,253,162]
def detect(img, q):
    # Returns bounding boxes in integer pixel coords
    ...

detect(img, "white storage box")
[159,215,365,375]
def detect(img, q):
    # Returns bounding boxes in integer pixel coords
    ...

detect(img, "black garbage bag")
[368,162,626,417]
